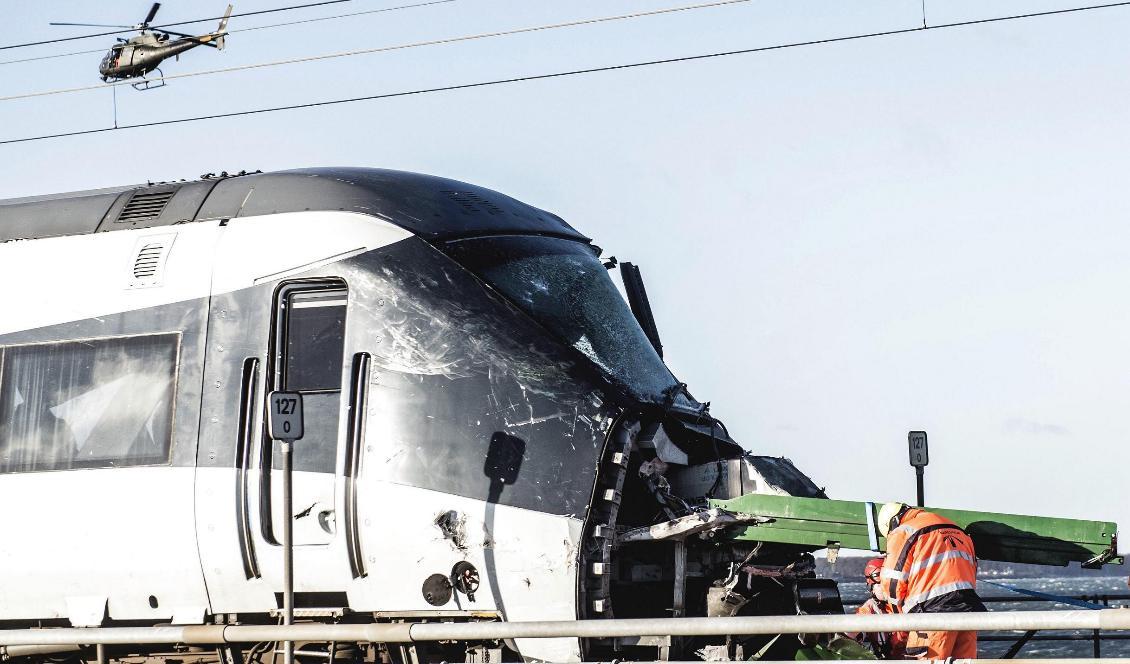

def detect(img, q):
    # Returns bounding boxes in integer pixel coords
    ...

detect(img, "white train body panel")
[0,221,220,336]
[0,467,206,624]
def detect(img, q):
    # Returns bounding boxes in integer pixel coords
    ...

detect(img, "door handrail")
[236,357,262,578]
[344,352,371,579]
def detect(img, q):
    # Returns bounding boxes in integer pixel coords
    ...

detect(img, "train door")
[194,259,359,613]
[263,281,348,547]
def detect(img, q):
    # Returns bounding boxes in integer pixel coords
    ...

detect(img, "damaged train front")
[439,235,839,661]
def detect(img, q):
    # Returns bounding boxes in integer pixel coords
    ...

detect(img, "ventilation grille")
[133,242,166,279]
[118,191,174,223]
[444,190,502,215]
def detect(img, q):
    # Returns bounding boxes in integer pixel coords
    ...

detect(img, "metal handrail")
[2,609,1130,646]
[843,593,1130,606]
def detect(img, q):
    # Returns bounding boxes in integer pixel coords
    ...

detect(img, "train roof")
[0,167,587,244]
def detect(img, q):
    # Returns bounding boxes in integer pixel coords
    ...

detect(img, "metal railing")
[1,609,1130,647]
[838,592,1130,659]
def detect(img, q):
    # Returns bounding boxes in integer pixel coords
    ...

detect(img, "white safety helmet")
[877,502,909,537]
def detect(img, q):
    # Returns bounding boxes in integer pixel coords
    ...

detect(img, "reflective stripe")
[865,502,880,552]
[880,569,906,581]
[888,521,961,603]
[891,524,918,537]
[907,549,976,575]
[902,581,976,611]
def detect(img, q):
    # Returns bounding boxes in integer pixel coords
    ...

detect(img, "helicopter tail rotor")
[215,5,232,50]
[217,5,232,33]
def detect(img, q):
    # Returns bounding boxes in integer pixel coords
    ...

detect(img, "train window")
[283,290,347,392]
[0,334,179,473]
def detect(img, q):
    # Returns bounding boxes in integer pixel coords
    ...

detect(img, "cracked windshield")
[443,235,690,407]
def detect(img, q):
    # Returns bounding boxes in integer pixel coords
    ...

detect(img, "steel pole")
[281,440,294,664]
[916,466,924,507]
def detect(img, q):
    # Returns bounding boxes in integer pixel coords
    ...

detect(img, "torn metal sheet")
[617,509,770,544]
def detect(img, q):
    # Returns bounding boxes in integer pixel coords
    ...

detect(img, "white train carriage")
[0,168,826,663]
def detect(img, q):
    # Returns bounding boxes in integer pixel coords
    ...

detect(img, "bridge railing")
[1,608,1130,647]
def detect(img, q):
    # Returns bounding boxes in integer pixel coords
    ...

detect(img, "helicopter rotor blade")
[49,22,137,28]
[141,3,161,27]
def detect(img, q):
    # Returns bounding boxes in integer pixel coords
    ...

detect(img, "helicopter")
[51,3,232,90]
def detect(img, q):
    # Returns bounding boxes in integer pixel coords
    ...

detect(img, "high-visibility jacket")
[880,508,979,612]
[854,597,908,659]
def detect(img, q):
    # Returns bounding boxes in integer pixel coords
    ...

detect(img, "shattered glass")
[346,240,618,515]
[443,236,690,407]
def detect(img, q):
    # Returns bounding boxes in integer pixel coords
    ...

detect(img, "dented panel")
[345,239,618,517]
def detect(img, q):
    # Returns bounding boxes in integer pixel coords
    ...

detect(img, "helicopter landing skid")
[131,68,167,91]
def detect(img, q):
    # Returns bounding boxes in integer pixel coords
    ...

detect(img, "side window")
[272,285,347,473]
[284,290,348,392]
[0,334,179,473]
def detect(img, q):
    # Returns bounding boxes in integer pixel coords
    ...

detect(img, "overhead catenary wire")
[0,0,752,102]
[0,0,456,68]
[0,0,353,52]
[226,0,454,34]
[0,47,106,68]
[3,0,1130,146]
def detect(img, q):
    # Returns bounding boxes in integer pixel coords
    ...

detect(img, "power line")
[0,0,456,68]
[3,0,1129,146]
[228,0,454,33]
[0,0,751,102]
[0,47,104,68]
[1,0,353,52]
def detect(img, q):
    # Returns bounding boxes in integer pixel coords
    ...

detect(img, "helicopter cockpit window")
[102,45,123,68]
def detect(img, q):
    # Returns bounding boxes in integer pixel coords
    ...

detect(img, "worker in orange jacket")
[849,556,907,659]
[875,502,986,660]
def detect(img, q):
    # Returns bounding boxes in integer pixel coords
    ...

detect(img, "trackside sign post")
[908,430,928,507]
[268,391,303,664]
[269,392,304,441]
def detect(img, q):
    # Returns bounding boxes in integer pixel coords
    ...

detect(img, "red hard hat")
[864,557,884,585]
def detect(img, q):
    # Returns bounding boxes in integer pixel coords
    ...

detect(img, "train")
[0,168,830,663]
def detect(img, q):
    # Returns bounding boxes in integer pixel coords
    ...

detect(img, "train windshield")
[444,235,690,407]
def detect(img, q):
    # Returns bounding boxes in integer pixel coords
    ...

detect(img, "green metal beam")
[710,493,1121,568]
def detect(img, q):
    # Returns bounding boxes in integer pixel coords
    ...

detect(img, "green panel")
[711,493,1121,568]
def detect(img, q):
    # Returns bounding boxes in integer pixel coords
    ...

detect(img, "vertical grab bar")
[236,357,262,578]
[344,352,371,579]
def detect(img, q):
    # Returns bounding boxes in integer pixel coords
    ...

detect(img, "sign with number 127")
[268,391,304,442]
[908,430,928,467]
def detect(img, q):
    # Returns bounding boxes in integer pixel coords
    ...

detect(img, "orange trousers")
[905,629,977,659]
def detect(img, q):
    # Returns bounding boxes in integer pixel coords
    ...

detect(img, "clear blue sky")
[4,1,1129,551]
